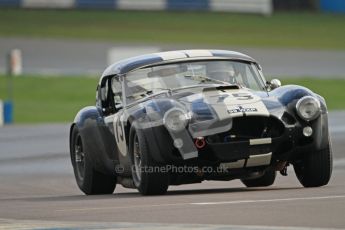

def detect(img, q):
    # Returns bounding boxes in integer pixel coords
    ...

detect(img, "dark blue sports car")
[70,50,332,195]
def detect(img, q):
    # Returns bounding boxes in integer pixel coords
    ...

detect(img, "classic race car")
[70,50,332,195]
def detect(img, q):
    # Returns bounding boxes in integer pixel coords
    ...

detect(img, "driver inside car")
[206,61,239,85]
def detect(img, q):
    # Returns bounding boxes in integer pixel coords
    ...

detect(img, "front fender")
[270,85,314,106]
[271,85,330,151]
[128,98,187,164]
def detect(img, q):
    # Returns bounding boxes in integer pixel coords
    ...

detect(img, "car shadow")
[3,186,304,202]
[165,186,303,196]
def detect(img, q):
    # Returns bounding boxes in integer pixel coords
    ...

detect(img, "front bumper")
[145,113,329,166]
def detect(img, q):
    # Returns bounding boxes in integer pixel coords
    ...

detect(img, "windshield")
[122,60,266,104]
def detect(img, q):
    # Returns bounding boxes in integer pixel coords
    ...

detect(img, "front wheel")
[241,169,276,187]
[129,126,169,195]
[294,145,333,187]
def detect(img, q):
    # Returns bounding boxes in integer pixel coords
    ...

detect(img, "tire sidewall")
[70,127,85,188]
[129,127,144,189]
[294,142,333,187]
[129,125,169,195]
[70,126,93,193]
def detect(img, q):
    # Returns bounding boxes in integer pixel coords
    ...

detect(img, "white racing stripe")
[156,51,187,60]
[220,159,246,169]
[203,88,270,120]
[246,152,272,167]
[249,138,272,145]
[182,50,213,57]
[156,50,213,61]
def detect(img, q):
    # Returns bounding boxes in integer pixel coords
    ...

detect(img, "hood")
[138,86,284,137]
[177,87,273,121]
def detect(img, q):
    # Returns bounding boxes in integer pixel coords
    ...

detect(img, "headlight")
[296,96,321,121]
[163,108,189,132]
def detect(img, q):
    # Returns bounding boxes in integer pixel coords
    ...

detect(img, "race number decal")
[113,113,127,156]
[203,88,269,118]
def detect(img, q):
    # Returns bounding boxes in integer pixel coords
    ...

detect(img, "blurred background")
[0,2,345,228]
[0,0,344,124]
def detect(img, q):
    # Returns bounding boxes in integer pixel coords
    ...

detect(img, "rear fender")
[70,106,118,176]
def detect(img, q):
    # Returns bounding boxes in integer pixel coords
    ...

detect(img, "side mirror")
[269,79,281,90]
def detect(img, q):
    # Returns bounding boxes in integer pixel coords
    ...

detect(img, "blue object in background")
[4,100,13,124]
[76,0,116,8]
[167,0,209,10]
[0,0,20,7]
[320,0,345,13]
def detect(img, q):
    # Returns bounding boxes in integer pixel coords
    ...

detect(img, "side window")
[96,82,108,109]
[111,77,123,109]
[97,77,122,114]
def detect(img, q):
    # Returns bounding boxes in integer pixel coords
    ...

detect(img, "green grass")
[281,78,345,110]
[0,75,344,123]
[0,75,98,123]
[0,9,345,49]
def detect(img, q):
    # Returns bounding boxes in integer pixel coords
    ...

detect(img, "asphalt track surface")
[1,37,345,78]
[0,111,345,229]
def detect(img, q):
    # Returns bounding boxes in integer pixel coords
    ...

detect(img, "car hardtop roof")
[99,49,257,85]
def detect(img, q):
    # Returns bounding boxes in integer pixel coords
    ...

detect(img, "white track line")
[55,203,189,212]
[56,195,345,212]
[0,219,341,230]
[191,195,345,205]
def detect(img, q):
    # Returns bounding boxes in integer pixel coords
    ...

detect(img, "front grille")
[207,116,284,143]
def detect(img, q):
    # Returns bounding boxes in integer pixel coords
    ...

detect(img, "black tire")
[293,145,333,187]
[241,169,276,187]
[129,125,169,195]
[70,126,116,195]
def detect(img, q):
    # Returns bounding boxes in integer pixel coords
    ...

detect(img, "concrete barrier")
[117,0,165,10]
[22,0,74,8]
[0,0,273,15]
[210,0,272,15]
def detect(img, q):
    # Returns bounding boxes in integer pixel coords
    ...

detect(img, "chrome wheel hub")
[74,135,85,180]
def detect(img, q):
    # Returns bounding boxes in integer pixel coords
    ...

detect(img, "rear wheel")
[70,126,116,195]
[294,145,332,187]
[129,126,169,195]
[241,169,276,187]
